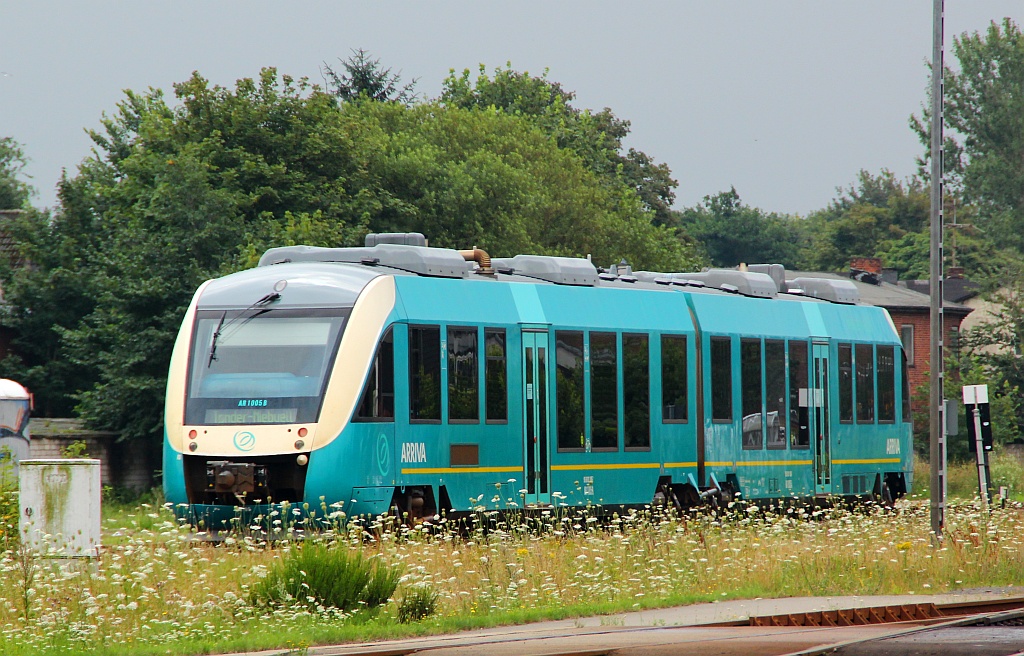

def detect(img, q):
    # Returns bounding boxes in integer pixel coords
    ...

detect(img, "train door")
[811,342,833,494]
[521,330,552,506]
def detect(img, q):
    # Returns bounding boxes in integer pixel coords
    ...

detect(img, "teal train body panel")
[164,248,913,526]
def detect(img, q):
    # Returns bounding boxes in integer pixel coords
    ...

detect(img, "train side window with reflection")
[355,327,394,421]
[556,331,585,450]
[448,326,479,422]
[901,348,912,423]
[711,336,733,422]
[623,333,650,450]
[765,340,787,449]
[661,334,688,422]
[590,332,619,450]
[485,328,507,422]
[741,338,763,450]
[855,343,875,423]
[789,340,810,448]
[409,325,441,422]
[877,345,896,422]
[838,343,854,423]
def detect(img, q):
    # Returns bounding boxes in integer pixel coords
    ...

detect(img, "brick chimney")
[850,257,882,275]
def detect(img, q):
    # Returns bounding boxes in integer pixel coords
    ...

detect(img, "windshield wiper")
[206,292,281,368]
[207,310,227,367]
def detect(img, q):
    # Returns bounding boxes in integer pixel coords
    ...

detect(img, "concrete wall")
[27,419,155,491]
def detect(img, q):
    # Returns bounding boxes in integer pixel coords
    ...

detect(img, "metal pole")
[929,0,946,538]
[972,406,989,510]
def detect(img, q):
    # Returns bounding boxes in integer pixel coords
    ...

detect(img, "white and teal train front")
[164,234,914,527]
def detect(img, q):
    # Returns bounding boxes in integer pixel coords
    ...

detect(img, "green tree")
[441,64,680,228]
[0,67,701,443]
[676,188,807,268]
[953,267,1024,448]
[912,18,1024,252]
[1,71,372,438]
[340,99,699,271]
[802,170,929,272]
[322,49,418,104]
[0,137,31,209]
[880,223,1014,287]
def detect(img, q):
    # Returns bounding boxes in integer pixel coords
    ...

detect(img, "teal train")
[163,233,913,527]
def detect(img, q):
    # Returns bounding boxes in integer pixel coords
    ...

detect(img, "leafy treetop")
[0,137,31,210]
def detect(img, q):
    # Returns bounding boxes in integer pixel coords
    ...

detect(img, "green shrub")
[398,586,438,623]
[250,543,401,612]
[989,450,1024,499]
[0,448,18,549]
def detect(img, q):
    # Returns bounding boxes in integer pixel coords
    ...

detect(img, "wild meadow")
[0,456,1022,656]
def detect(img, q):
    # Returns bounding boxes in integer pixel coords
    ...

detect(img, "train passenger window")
[741,338,763,450]
[901,349,913,424]
[838,344,854,423]
[556,331,585,450]
[661,335,688,422]
[448,327,479,422]
[877,345,896,423]
[590,332,619,450]
[409,325,441,422]
[789,340,810,449]
[485,329,507,422]
[765,340,786,449]
[355,327,394,421]
[623,333,650,450]
[711,337,733,422]
[855,344,875,423]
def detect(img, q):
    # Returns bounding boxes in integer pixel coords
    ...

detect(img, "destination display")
[204,407,298,424]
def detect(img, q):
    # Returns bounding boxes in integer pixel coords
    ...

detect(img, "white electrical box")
[19,459,101,557]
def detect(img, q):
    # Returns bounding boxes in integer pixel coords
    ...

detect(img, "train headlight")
[188,442,197,452]
[296,454,309,467]
[294,439,304,450]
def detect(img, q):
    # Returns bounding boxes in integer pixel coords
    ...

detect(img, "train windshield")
[184,308,348,425]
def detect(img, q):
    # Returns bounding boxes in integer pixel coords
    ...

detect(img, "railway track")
[264,596,1024,656]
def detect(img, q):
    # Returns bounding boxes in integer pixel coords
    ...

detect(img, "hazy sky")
[2,2,1021,215]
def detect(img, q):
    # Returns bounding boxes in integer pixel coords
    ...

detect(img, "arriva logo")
[377,433,391,476]
[400,442,426,463]
[233,431,256,452]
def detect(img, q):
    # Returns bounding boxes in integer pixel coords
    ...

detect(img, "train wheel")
[879,481,894,508]
[387,488,431,532]
[678,485,701,512]
[653,484,682,515]
[718,482,736,510]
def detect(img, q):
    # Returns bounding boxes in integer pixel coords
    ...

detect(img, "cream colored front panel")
[182,423,316,456]
[165,280,213,454]
[314,275,396,448]
[173,275,395,456]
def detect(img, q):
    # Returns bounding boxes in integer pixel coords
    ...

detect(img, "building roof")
[902,277,980,305]
[785,270,972,315]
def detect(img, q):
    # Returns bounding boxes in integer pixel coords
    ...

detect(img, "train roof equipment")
[256,234,862,305]
[489,255,599,286]
[788,277,860,304]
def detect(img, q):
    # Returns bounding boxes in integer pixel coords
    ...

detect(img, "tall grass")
[914,449,1024,500]
[0,452,17,551]
[0,491,1021,655]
